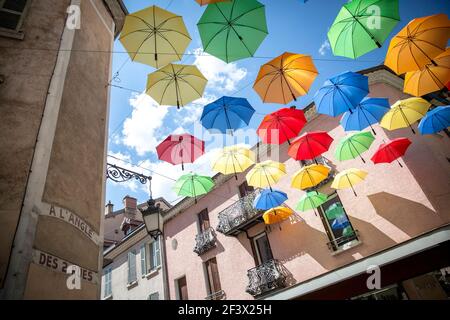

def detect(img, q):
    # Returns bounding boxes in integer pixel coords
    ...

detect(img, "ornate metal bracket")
[106,163,152,185]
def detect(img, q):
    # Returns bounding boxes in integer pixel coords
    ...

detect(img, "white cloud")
[121,92,169,156]
[319,39,331,56]
[192,48,247,92]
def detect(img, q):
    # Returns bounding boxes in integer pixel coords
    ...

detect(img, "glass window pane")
[3,0,27,12]
[0,11,20,30]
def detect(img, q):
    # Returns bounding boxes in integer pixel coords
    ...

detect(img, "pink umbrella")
[156,134,205,170]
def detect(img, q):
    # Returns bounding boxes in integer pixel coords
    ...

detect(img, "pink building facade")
[162,66,450,300]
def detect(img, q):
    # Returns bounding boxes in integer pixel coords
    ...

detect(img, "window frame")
[127,249,137,285]
[176,275,189,300]
[149,238,161,271]
[148,292,160,300]
[0,0,31,40]
[204,257,222,296]
[252,232,274,266]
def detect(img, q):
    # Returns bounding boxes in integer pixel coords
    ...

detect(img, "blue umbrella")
[314,71,369,117]
[418,106,450,135]
[340,97,390,135]
[200,96,255,134]
[253,189,288,210]
[331,214,350,230]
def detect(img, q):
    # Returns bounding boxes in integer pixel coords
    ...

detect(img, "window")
[149,239,161,270]
[176,276,189,300]
[0,0,30,37]
[127,250,137,284]
[104,268,112,297]
[148,292,160,300]
[253,232,273,265]
[198,209,210,233]
[317,192,358,251]
[238,181,254,198]
[140,243,147,276]
[205,257,222,296]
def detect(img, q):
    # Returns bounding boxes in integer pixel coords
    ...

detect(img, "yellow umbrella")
[119,6,191,68]
[211,146,255,179]
[385,14,450,75]
[331,168,368,197]
[263,206,294,225]
[404,47,450,97]
[253,52,318,104]
[146,64,207,108]
[246,160,286,190]
[291,164,331,190]
[380,97,431,134]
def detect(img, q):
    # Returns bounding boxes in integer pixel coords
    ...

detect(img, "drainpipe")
[160,233,170,300]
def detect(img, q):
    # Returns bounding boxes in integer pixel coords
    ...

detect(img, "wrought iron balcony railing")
[216,189,263,236]
[246,259,288,297]
[193,227,217,255]
[205,290,226,300]
[326,229,360,252]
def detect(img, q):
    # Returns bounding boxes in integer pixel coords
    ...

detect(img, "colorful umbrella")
[331,215,350,230]
[291,164,331,190]
[257,107,307,145]
[288,131,334,163]
[404,48,450,97]
[380,97,431,134]
[262,206,294,225]
[119,6,191,68]
[335,131,375,163]
[371,138,412,167]
[253,52,318,104]
[328,0,400,59]
[331,168,368,197]
[246,160,286,190]
[195,0,230,5]
[156,134,205,170]
[211,145,255,179]
[385,14,450,75]
[254,189,288,210]
[295,191,328,216]
[200,96,255,134]
[340,97,390,135]
[314,71,369,117]
[325,203,346,219]
[197,0,268,63]
[418,106,450,135]
[146,64,207,108]
[173,173,215,203]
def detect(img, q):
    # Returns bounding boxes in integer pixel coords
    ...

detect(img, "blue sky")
[105,0,450,209]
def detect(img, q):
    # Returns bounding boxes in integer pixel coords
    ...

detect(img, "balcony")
[327,229,361,254]
[205,290,226,300]
[193,227,217,255]
[246,259,288,297]
[216,190,263,236]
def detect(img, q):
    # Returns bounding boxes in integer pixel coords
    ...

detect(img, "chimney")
[123,195,137,218]
[105,201,114,215]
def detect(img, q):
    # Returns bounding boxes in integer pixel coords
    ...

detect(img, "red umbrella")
[257,107,307,145]
[156,134,205,170]
[446,81,450,91]
[288,131,334,163]
[371,138,412,167]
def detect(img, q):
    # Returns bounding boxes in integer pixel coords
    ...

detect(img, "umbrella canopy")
[335,131,375,163]
[253,52,318,104]
[291,164,331,190]
[418,106,450,135]
[371,137,412,167]
[146,64,207,108]
[328,0,400,59]
[331,215,350,230]
[340,97,390,135]
[331,168,368,196]
[288,131,334,162]
[253,189,288,210]
[325,203,346,219]
[246,160,286,190]
[257,107,307,145]
[295,191,328,214]
[385,14,450,75]
[262,207,294,225]
[211,145,255,178]
[156,134,205,170]
[197,0,268,63]
[314,71,369,117]
[200,96,255,134]
[119,6,191,68]
[195,0,230,5]
[380,97,431,134]
[404,48,450,97]
[173,173,215,203]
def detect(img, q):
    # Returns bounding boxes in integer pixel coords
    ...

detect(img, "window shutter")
[148,292,159,300]
[128,250,137,283]
[150,239,161,270]
[154,239,161,268]
[140,244,147,276]
[104,268,112,297]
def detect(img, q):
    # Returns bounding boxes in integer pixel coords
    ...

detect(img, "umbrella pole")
[399,108,416,134]
[346,175,357,197]
[397,159,403,168]
[349,140,366,163]
[361,109,377,135]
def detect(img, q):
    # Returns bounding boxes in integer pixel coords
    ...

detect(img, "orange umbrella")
[253,52,318,104]
[404,47,450,96]
[195,0,230,5]
[385,14,450,75]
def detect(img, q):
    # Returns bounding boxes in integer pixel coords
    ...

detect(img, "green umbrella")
[327,0,400,59]
[295,191,328,216]
[173,173,215,203]
[197,0,268,63]
[325,203,346,220]
[335,131,375,163]
[342,226,356,237]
